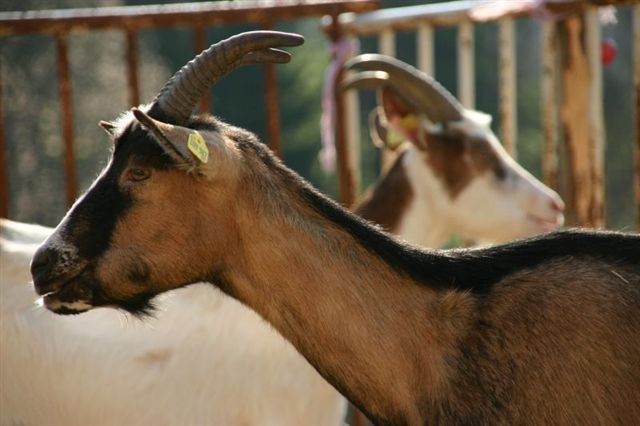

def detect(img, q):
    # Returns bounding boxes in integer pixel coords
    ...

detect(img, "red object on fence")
[601,38,617,65]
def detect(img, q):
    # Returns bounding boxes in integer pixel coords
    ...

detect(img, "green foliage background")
[1,0,636,229]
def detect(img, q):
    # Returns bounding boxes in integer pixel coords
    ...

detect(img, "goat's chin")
[39,294,94,315]
[526,214,563,235]
[39,287,157,318]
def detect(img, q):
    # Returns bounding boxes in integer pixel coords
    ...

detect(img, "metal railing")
[330,0,640,230]
[0,0,379,217]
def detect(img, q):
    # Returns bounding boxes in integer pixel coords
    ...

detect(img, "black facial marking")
[63,122,175,262]
[49,115,223,313]
[64,173,129,259]
[113,122,176,169]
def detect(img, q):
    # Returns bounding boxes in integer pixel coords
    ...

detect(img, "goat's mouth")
[527,213,563,232]
[37,270,96,315]
[41,294,94,315]
[40,278,158,318]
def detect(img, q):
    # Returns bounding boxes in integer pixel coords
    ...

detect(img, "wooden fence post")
[499,18,517,157]
[541,20,560,192]
[558,11,605,228]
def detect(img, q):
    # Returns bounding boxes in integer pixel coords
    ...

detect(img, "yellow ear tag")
[400,114,418,130]
[187,131,209,164]
[387,129,405,150]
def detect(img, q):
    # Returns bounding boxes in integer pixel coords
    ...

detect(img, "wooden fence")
[2,0,637,229]
[0,0,379,218]
[1,3,637,426]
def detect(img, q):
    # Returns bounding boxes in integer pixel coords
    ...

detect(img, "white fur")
[393,109,564,247]
[1,219,346,426]
[396,147,450,247]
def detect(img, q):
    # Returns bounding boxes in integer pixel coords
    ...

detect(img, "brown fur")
[34,109,639,425]
[91,127,640,424]
[354,149,415,233]
[448,259,640,424]
[424,130,502,199]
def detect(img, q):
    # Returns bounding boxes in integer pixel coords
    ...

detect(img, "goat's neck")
[397,148,451,247]
[356,147,450,248]
[216,172,470,424]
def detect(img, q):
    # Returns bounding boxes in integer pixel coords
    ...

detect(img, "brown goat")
[31,31,640,425]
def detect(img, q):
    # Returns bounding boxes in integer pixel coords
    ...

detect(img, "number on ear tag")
[188,131,209,164]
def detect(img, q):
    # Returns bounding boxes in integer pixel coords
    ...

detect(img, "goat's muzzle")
[31,245,94,314]
[31,246,64,295]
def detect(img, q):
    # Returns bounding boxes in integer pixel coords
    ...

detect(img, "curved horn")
[344,53,464,123]
[150,31,305,124]
[341,70,390,91]
[341,70,425,124]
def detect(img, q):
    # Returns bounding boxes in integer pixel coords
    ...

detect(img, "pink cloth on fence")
[319,37,359,173]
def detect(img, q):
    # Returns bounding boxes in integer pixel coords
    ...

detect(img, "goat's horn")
[341,71,421,120]
[341,70,390,90]
[345,54,464,123]
[151,31,305,124]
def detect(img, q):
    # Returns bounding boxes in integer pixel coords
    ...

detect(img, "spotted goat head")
[30,31,305,316]
[343,54,564,244]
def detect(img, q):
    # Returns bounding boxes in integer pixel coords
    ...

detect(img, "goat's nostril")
[30,247,58,278]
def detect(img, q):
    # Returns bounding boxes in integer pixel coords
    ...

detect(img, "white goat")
[1,219,345,426]
[346,54,564,247]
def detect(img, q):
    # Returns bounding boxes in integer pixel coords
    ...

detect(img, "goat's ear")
[379,86,415,121]
[378,88,426,150]
[99,120,117,136]
[369,107,404,151]
[368,108,387,148]
[131,108,201,169]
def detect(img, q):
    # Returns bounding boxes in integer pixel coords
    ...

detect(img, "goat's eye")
[493,163,507,181]
[127,168,151,182]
